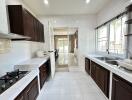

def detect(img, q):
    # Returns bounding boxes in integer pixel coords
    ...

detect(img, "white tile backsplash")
[0,39,11,53]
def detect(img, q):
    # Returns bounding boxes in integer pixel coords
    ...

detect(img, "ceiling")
[23,0,111,16]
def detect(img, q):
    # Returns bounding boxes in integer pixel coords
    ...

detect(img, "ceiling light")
[44,0,49,5]
[86,0,90,4]
[131,0,132,2]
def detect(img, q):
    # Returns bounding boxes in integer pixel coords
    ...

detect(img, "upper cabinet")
[8,5,45,42]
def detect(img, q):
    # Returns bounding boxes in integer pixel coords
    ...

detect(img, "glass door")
[56,37,69,66]
[57,38,69,53]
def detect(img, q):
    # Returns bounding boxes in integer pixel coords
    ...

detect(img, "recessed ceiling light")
[44,0,49,5]
[86,0,90,4]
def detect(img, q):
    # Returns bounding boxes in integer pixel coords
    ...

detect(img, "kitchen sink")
[95,57,113,61]
[95,57,121,61]
[95,56,121,66]
[105,60,118,66]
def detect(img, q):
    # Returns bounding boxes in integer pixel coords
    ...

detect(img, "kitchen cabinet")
[91,61,96,81]
[39,63,48,89]
[8,5,45,42]
[15,76,39,100]
[91,61,110,97]
[112,74,132,100]
[39,59,51,89]
[85,58,91,75]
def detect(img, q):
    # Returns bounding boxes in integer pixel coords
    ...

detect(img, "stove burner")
[0,69,28,94]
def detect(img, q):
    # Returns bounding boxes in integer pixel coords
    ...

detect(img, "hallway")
[37,71,108,100]
[55,53,79,72]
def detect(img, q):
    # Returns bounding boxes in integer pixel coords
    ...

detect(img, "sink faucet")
[106,49,110,54]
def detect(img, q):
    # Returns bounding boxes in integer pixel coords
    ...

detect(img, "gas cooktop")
[0,69,28,94]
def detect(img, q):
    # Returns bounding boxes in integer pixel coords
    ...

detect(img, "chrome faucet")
[106,49,110,54]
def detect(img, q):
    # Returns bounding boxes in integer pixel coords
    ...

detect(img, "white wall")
[39,15,96,70]
[97,0,131,26]
[39,15,96,55]
[0,0,9,33]
[0,41,31,76]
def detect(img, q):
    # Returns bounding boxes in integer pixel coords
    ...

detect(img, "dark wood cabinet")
[39,59,51,89]
[15,76,39,100]
[91,61,96,81]
[95,64,110,97]
[85,58,91,75]
[23,9,34,41]
[112,74,132,100]
[15,91,25,100]
[39,63,48,89]
[90,61,110,97]
[8,5,45,42]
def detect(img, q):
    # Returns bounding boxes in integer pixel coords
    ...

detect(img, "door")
[85,58,91,75]
[95,65,109,97]
[56,37,69,66]
[112,74,132,100]
[91,61,96,81]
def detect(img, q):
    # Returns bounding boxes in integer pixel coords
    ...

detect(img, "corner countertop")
[0,69,39,100]
[85,54,132,84]
[14,55,50,71]
[0,55,50,99]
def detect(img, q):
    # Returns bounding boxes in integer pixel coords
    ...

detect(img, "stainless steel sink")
[95,57,122,60]
[105,60,118,66]
[95,57,121,66]
[95,57,114,61]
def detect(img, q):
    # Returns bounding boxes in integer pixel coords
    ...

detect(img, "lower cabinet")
[91,61,110,98]
[112,74,132,100]
[15,76,39,100]
[91,61,96,81]
[39,59,51,89]
[85,58,91,75]
[39,63,48,89]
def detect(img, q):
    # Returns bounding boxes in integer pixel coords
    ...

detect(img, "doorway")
[54,27,78,72]
[56,36,69,67]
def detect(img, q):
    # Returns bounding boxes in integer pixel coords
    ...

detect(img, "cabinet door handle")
[113,78,119,82]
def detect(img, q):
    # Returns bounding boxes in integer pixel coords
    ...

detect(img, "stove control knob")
[1,84,6,90]
[15,76,19,80]
[9,80,13,84]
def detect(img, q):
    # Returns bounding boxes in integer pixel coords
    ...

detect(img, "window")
[96,14,127,55]
[109,15,127,54]
[97,25,108,52]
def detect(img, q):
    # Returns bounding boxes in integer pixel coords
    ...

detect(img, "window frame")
[96,14,127,57]
[96,24,109,54]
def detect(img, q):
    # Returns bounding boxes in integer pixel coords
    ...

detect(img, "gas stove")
[0,69,28,94]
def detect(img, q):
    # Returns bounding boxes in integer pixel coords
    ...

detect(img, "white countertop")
[14,55,50,71]
[0,69,39,100]
[0,55,50,99]
[85,54,132,83]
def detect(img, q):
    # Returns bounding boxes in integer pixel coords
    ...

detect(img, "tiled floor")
[56,53,79,72]
[56,53,78,67]
[37,71,108,100]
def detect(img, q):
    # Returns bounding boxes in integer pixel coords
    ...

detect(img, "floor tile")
[37,71,108,100]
